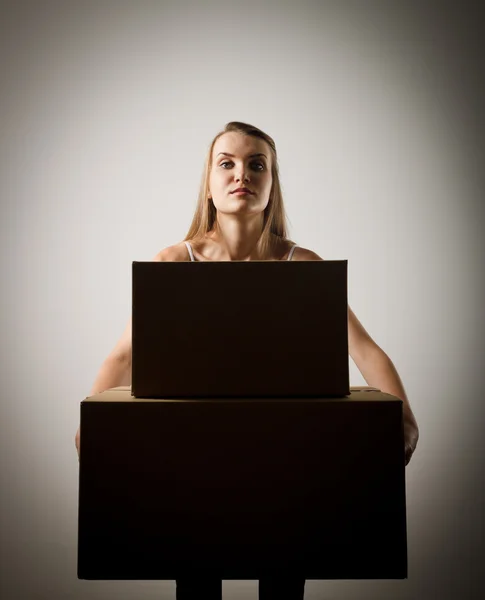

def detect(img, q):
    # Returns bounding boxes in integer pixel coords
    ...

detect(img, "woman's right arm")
[75,244,189,459]
[75,327,132,459]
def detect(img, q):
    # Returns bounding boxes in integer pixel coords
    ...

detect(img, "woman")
[75,121,419,599]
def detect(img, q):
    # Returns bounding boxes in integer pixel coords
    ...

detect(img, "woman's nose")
[235,171,249,183]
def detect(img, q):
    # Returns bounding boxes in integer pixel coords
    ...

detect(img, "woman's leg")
[175,577,223,600]
[258,577,306,600]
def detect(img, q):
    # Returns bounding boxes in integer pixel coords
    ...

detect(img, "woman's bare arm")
[75,355,131,457]
[293,247,419,465]
[75,244,189,458]
[347,305,419,462]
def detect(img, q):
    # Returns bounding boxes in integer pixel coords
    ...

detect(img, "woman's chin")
[214,200,269,217]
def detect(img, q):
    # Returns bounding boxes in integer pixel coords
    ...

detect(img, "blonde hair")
[184,121,294,258]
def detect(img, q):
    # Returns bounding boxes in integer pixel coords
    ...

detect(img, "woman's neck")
[206,213,265,261]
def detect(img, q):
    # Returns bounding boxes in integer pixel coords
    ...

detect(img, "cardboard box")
[78,387,406,580]
[132,261,350,398]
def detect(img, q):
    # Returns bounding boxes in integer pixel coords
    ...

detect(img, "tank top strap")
[287,244,298,261]
[184,241,196,262]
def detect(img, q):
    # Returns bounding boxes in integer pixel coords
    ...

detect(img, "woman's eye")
[220,161,264,170]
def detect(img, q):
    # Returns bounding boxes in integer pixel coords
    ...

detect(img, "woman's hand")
[75,426,80,461]
[404,420,419,466]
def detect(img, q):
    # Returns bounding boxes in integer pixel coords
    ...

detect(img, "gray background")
[1,1,484,598]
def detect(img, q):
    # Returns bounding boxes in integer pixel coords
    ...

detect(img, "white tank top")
[184,241,298,262]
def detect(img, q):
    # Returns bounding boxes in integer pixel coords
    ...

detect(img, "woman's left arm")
[292,248,419,465]
[347,306,419,466]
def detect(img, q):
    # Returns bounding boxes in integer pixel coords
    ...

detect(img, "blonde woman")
[75,121,419,600]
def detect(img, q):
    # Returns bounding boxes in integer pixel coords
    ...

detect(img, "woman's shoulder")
[272,236,322,261]
[289,244,323,261]
[152,241,191,262]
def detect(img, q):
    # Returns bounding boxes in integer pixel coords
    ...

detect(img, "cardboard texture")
[132,261,350,398]
[78,387,407,580]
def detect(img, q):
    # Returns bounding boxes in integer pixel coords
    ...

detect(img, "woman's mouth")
[231,188,254,195]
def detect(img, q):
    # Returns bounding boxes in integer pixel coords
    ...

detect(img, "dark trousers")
[175,577,306,599]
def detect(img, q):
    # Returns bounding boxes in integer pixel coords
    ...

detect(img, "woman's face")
[208,132,273,217]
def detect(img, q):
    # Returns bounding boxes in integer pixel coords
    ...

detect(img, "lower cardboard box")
[78,387,407,580]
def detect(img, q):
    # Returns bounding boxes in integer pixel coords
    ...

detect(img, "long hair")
[184,121,293,258]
